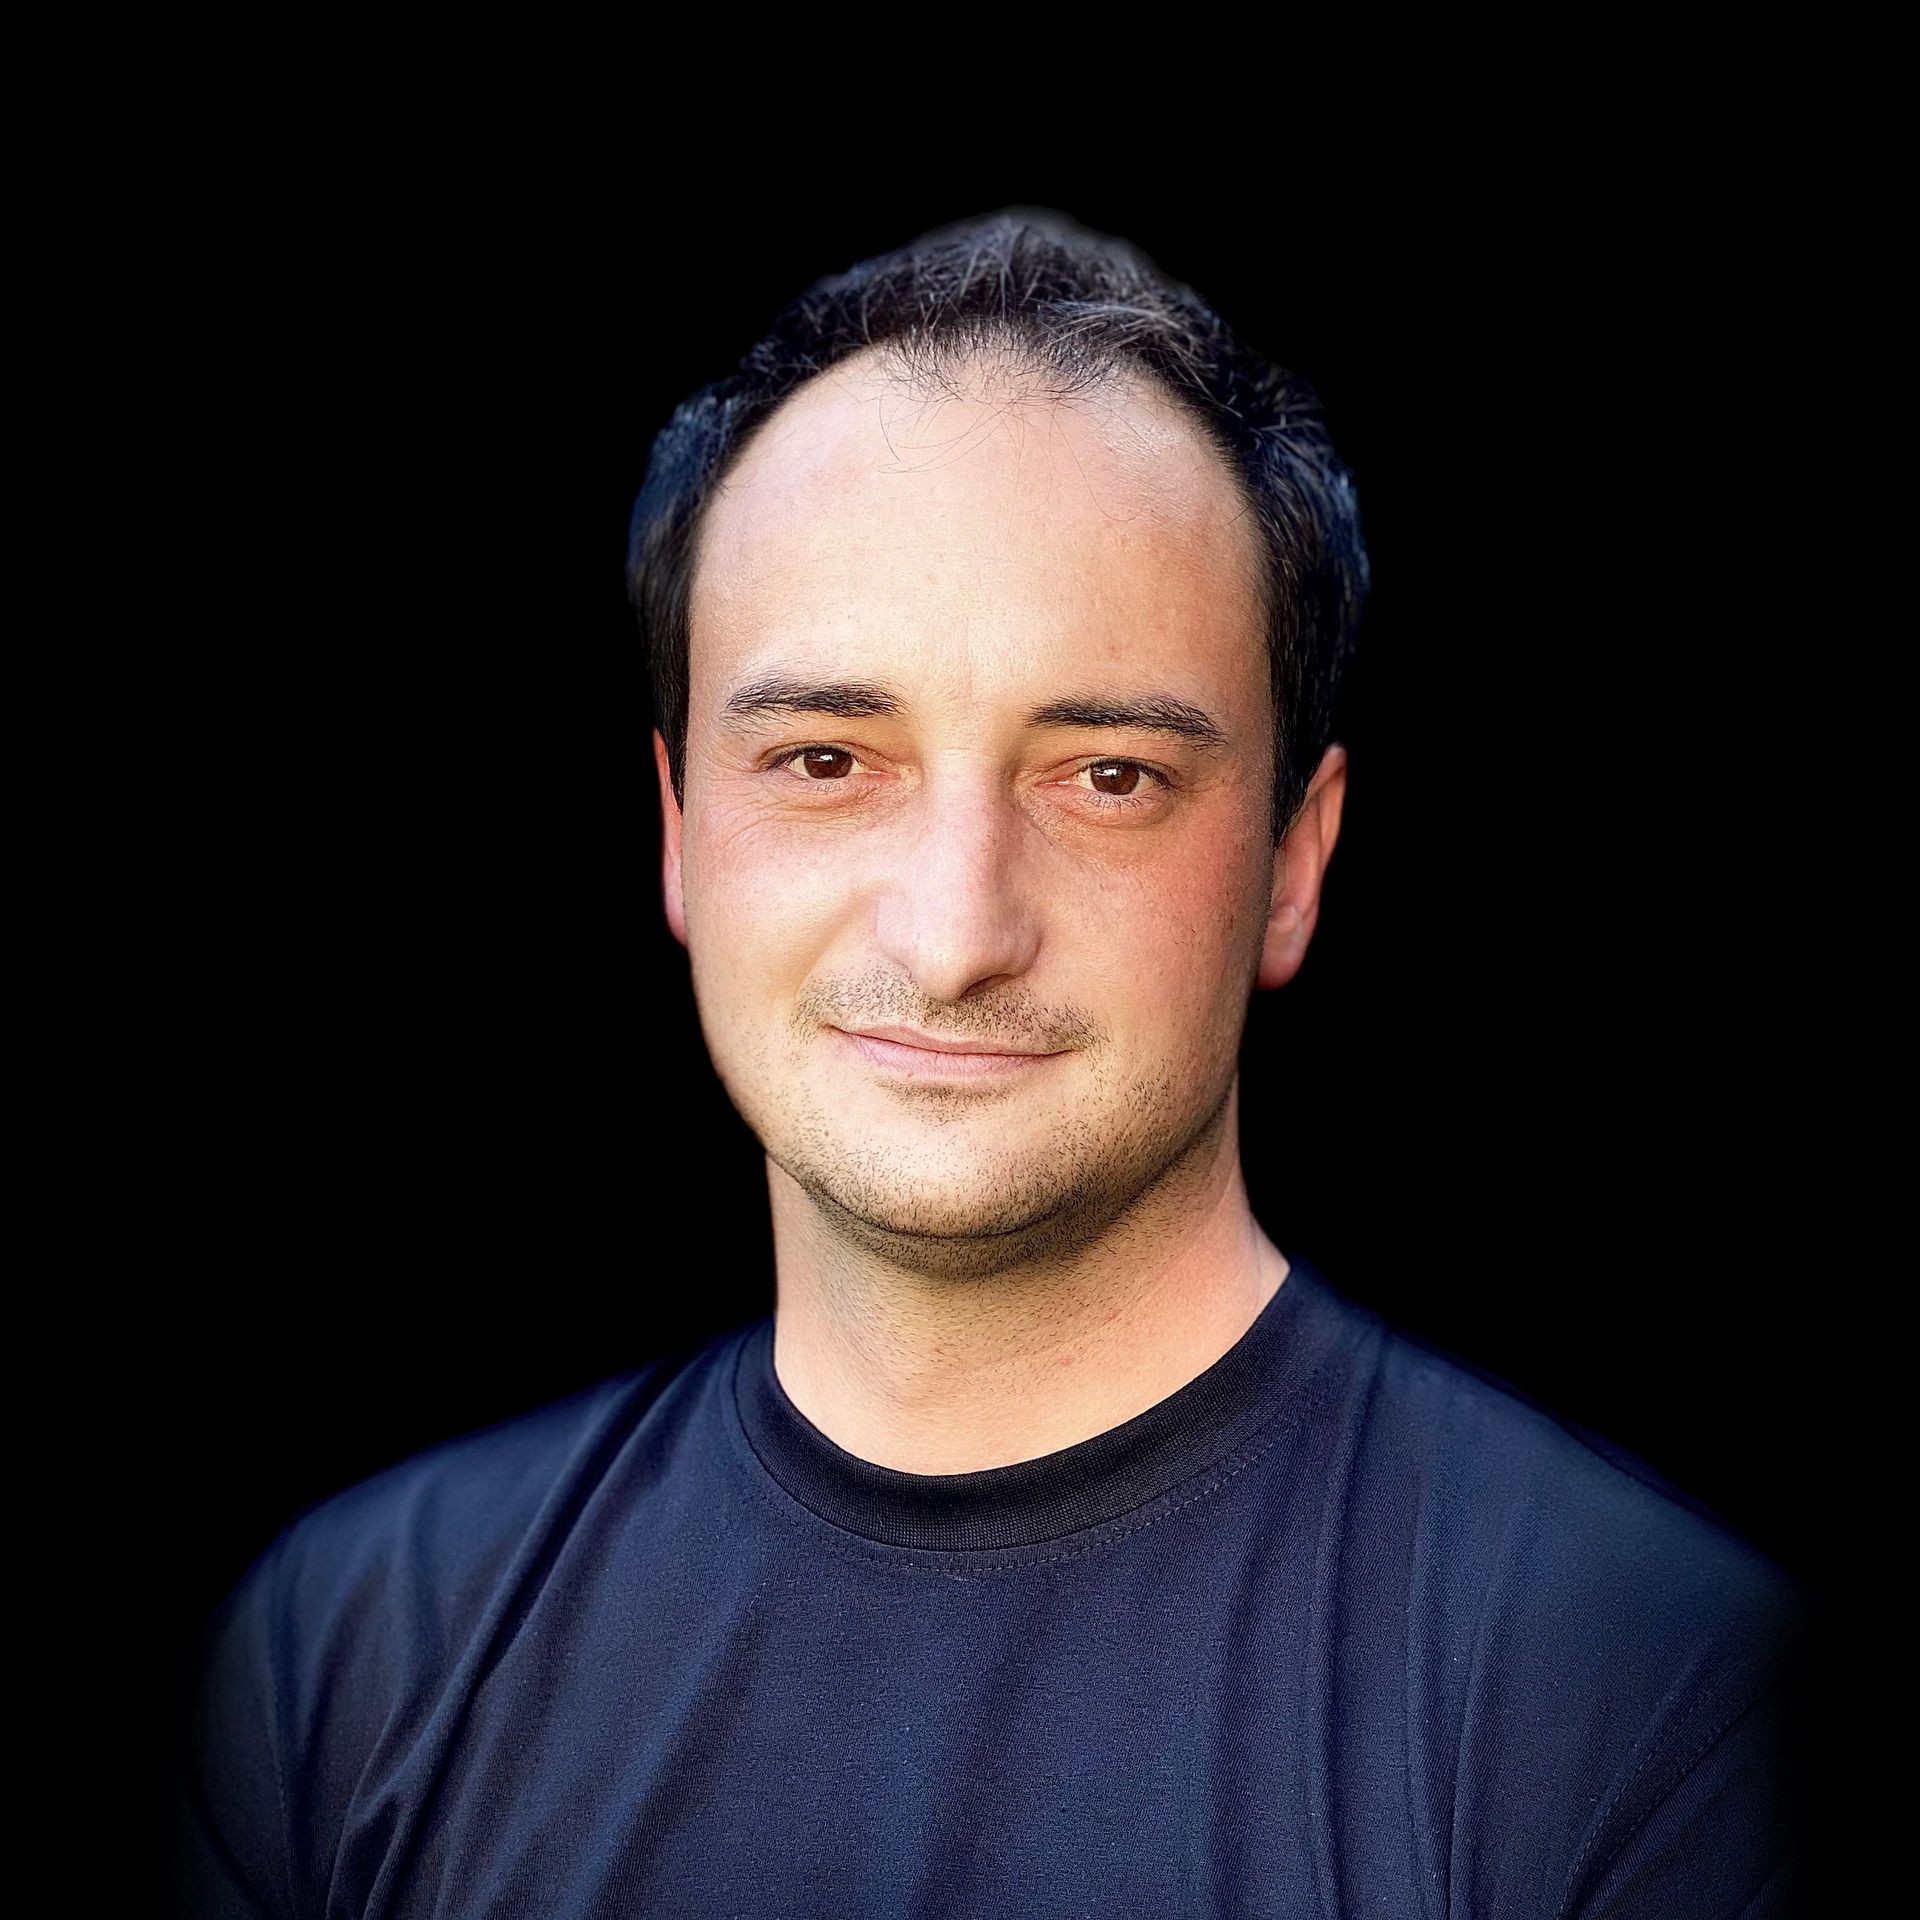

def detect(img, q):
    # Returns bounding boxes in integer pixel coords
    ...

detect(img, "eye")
[1070,758,1171,806]
[770,745,865,782]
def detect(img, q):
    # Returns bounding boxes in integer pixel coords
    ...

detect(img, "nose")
[869,763,1042,1005]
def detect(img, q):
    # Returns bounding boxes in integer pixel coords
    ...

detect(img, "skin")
[654,343,1346,1475]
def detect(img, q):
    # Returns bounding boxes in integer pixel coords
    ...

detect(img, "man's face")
[659,348,1297,1267]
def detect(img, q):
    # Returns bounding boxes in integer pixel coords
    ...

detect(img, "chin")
[780,1138,1086,1243]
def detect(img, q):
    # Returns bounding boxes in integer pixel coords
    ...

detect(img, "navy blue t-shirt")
[169,1257,1807,1916]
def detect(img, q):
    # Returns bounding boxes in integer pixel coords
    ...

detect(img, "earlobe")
[653,729,689,950]
[1256,879,1310,993]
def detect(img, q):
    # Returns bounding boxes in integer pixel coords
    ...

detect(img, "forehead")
[688,345,1269,708]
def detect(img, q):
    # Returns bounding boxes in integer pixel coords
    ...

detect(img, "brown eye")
[1069,759,1171,809]
[1087,760,1142,796]
[791,748,854,780]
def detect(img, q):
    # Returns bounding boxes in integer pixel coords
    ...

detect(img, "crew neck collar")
[730,1254,1340,1552]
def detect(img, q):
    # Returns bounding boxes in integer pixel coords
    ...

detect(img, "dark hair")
[628,206,1369,845]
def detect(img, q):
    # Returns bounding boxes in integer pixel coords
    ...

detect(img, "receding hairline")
[692,330,1278,648]
[721,332,1235,484]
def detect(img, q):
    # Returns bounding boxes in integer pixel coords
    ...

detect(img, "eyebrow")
[719,675,1230,750]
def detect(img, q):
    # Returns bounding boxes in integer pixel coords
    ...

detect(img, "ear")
[654,728,688,950]
[1256,743,1348,992]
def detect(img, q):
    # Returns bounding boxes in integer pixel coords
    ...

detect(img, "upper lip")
[839,1024,1063,1057]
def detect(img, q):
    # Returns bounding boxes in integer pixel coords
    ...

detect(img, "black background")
[135,123,1843,1865]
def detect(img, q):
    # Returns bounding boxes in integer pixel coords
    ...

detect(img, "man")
[171,209,1806,1916]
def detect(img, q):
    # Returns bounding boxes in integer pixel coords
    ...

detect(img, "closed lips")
[841,1026,1059,1056]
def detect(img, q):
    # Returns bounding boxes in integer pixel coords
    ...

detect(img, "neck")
[764,1078,1290,1475]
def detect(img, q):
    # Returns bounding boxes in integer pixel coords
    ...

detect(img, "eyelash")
[765,746,1173,809]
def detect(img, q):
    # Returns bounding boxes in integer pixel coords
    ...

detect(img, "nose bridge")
[871,755,1040,1002]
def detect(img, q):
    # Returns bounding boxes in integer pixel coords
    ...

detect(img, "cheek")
[684,810,853,996]
[1074,829,1267,1035]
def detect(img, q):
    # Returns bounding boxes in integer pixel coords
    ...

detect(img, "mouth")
[830,1027,1071,1082]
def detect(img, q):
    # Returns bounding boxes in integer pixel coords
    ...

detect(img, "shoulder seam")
[1553,1670,1784,1920]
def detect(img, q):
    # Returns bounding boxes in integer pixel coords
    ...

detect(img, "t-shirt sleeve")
[166,1539,300,1919]
[1563,1639,1809,1918]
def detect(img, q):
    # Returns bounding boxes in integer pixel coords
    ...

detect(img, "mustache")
[792,979,1101,1053]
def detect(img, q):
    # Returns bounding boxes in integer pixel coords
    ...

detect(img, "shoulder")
[1362,1310,1804,1641]
[172,1327,746,1912]
[1334,1297,1807,1913]
[187,1329,742,1789]
[262,1326,735,1675]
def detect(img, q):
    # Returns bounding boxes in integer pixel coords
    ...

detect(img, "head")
[630,209,1368,1274]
